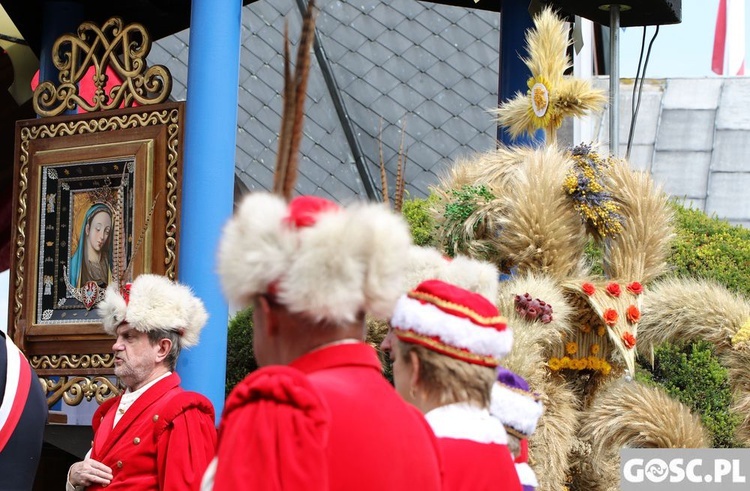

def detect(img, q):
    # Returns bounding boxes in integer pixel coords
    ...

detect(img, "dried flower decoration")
[528,74,555,130]
[626,281,644,295]
[606,282,621,297]
[603,308,618,326]
[626,305,641,324]
[581,282,596,296]
[590,344,600,355]
[565,342,578,355]
[515,292,554,323]
[622,332,636,349]
[493,7,606,145]
[563,144,624,240]
[547,355,612,374]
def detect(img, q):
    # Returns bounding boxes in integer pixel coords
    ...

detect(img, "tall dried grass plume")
[639,277,750,444]
[574,380,709,491]
[603,161,674,284]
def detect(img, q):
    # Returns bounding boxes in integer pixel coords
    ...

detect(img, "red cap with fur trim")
[217,193,412,325]
[390,279,512,367]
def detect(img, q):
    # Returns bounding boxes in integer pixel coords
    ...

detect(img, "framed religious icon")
[6,17,182,407]
[8,101,185,383]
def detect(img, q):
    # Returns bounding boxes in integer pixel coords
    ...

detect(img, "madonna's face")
[86,210,112,254]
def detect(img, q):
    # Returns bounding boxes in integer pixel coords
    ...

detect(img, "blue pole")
[176,0,241,422]
[498,1,543,146]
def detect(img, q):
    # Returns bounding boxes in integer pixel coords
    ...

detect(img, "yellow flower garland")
[547,356,612,375]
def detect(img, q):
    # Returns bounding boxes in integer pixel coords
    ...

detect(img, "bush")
[401,195,437,246]
[669,202,750,296]
[648,341,742,448]
[225,306,257,398]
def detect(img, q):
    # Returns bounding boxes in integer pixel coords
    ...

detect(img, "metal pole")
[177,0,241,423]
[609,5,620,156]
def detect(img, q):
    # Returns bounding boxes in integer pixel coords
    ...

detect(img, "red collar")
[289,342,382,374]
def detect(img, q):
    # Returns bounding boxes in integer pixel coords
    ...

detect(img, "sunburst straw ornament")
[494,7,606,145]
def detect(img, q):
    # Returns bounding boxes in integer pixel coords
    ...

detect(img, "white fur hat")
[97,274,208,348]
[217,193,412,324]
[490,367,544,439]
[405,246,499,302]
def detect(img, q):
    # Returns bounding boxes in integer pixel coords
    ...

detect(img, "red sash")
[0,335,33,452]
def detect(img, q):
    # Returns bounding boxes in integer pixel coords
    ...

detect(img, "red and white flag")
[713,0,746,76]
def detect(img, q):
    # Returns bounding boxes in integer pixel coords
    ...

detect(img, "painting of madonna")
[68,202,113,289]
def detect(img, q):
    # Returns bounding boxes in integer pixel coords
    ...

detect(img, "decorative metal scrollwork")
[31,353,115,370]
[33,17,172,117]
[40,376,122,407]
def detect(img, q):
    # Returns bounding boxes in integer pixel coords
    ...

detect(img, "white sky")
[619,0,746,78]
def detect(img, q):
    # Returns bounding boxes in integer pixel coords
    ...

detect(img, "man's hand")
[69,458,113,487]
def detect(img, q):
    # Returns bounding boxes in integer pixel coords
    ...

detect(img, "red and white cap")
[390,279,512,367]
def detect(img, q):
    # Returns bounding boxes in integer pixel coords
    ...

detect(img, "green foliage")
[669,202,750,296]
[225,307,257,398]
[648,341,742,448]
[583,238,604,276]
[439,185,496,258]
[443,185,494,225]
[401,195,438,246]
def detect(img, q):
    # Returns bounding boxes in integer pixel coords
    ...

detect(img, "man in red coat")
[66,274,217,490]
[201,193,443,490]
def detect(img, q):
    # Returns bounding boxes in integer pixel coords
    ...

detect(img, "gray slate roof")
[147,0,750,228]
[591,77,750,228]
[147,0,500,202]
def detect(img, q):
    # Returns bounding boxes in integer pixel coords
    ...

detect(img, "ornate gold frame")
[8,17,183,407]
[9,102,184,406]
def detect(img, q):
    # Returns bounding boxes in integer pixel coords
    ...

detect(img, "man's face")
[379,325,396,362]
[112,324,161,391]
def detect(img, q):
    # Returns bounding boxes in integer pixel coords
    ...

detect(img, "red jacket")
[211,342,443,491]
[88,373,217,491]
[439,439,522,491]
[425,403,522,491]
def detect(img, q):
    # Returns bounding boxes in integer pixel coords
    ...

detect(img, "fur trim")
[97,274,208,348]
[516,463,539,488]
[405,246,499,302]
[99,284,128,334]
[217,193,294,307]
[218,193,412,325]
[490,382,544,437]
[391,295,513,359]
[425,402,508,445]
